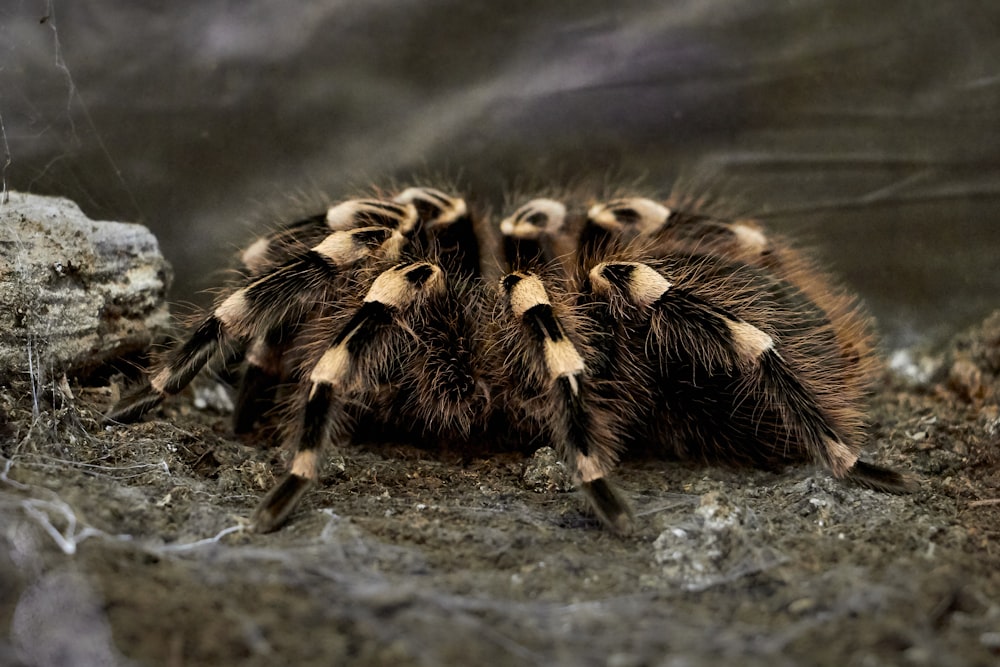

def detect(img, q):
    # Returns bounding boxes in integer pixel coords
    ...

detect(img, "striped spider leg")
[586,197,879,386]
[580,199,912,492]
[106,223,405,425]
[250,189,486,532]
[106,189,465,427]
[230,188,475,434]
[229,198,419,433]
[253,259,484,532]
[494,198,635,532]
[492,194,912,533]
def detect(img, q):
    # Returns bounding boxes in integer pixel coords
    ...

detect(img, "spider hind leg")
[587,259,903,487]
[232,322,300,434]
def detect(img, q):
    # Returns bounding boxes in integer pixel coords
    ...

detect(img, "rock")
[0,192,172,380]
[651,491,783,591]
[937,310,1000,404]
[522,446,575,493]
[949,358,985,402]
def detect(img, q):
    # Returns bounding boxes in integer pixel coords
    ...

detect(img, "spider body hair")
[106,185,913,534]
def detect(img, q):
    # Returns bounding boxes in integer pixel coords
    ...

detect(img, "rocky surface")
[0,192,172,381]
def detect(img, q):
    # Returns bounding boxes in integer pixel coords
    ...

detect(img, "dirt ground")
[1,311,999,667]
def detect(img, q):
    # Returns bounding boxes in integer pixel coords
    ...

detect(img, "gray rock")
[651,491,785,591]
[0,192,172,380]
[522,445,575,493]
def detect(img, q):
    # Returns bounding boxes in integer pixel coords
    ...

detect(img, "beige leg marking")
[246,337,282,375]
[394,187,468,227]
[544,339,585,385]
[241,237,272,274]
[290,450,319,481]
[577,453,609,483]
[365,263,444,308]
[625,263,673,306]
[587,198,670,236]
[731,222,768,255]
[825,438,859,477]
[310,344,353,388]
[726,319,775,362]
[506,274,586,383]
[589,262,672,307]
[500,199,566,240]
[506,273,550,318]
[326,199,418,234]
[311,230,375,266]
[150,368,171,394]
[214,289,249,329]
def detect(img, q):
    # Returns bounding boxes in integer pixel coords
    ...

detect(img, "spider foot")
[581,478,635,535]
[253,473,315,533]
[846,460,917,493]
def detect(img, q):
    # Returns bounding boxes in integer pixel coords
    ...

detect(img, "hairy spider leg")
[106,226,400,424]
[497,198,633,531]
[239,212,329,276]
[232,320,302,434]
[240,198,419,275]
[587,197,878,387]
[584,197,769,264]
[231,189,470,432]
[499,271,633,533]
[232,198,420,429]
[253,261,446,532]
[500,198,567,270]
[587,261,911,490]
[393,187,480,280]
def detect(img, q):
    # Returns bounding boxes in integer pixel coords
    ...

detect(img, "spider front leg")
[231,187,472,433]
[253,261,447,533]
[498,271,633,533]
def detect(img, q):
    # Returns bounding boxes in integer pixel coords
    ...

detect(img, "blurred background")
[3,0,998,349]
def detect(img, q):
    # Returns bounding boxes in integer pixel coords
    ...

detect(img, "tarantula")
[107,185,911,533]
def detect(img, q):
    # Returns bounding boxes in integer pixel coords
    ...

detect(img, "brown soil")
[1,314,999,667]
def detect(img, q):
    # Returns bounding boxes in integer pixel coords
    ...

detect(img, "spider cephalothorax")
[107,185,911,533]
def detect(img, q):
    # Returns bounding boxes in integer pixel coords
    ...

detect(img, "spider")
[107,185,912,533]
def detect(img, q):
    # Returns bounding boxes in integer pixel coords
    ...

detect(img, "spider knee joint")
[500,199,566,240]
[367,262,445,307]
[726,319,775,362]
[588,198,670,237]
[589,262,672,307]
[326,198,419,234]
[394,187,468,228]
